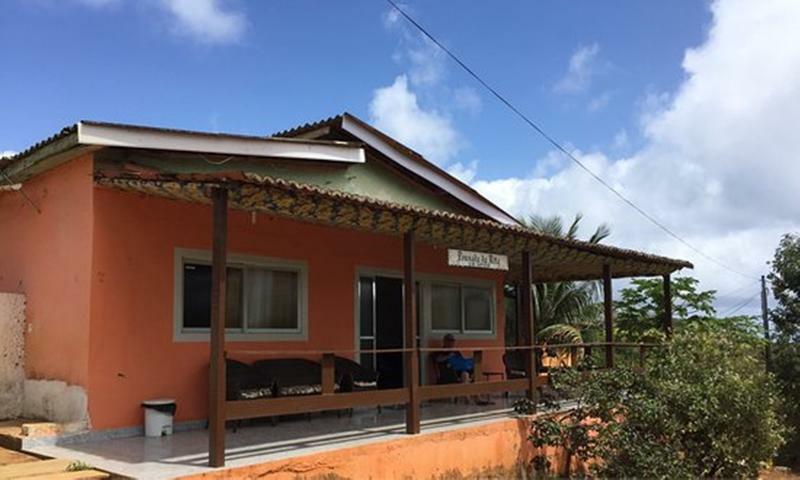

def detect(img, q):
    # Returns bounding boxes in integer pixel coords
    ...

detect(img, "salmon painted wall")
[185,418,538,480]
[88,187,506,430]
[0,155,94,387]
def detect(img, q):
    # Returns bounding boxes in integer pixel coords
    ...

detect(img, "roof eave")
[339,113,522,226]
[1,121,367,182]
[272,113,523,227]
[77,121,365,164]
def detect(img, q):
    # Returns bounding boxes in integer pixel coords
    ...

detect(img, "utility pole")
[761,275,771,370]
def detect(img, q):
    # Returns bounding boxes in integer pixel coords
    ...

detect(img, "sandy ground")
[762,467,800,480]
[0,445,37,465]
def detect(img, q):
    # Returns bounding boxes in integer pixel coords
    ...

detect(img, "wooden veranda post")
[663,274,673,337]
[404,231,420,434]
[603,265,614,369]
[521,251,537,400]
[209,187,228,467]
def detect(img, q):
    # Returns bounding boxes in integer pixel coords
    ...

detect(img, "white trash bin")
[142,399,176,437]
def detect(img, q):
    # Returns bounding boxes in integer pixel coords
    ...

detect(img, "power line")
[385,0,758,281]
[715,279,760,303]
[721,291,760,317]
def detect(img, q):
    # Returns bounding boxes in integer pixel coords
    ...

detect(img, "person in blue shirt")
[433,334,474,384]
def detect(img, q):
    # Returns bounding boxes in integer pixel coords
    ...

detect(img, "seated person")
[432,334,474,384]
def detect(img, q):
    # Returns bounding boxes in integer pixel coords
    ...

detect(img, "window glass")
[246,267,299,330]
[358,277,374,337]
[463,286,492,332]
[225,267,244,329]
[360,338,375,370]
[183,264,211,328]
[431,283,461,331]
[183,264,243,329]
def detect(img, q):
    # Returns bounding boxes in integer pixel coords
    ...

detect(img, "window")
[358,277,376,369]
[182,265,244,328]
[463,287,492,332]
[245,268,299,330]
[431,282,494,334]
[175,249,307,341]
[431,283,461,331]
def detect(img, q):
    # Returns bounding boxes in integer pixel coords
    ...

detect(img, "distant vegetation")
[768,233,800,470]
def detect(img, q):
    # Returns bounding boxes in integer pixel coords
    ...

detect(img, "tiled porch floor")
[26,394,523,480]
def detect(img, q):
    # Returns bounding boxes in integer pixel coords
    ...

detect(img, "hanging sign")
[447,249,509,271]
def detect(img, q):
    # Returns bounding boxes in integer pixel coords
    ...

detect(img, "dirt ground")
[0,446,38,466]
[762,467,800,480]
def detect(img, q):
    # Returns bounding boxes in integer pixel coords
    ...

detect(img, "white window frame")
[353,267,498,347]
[173,248,308,342]
[429,280,496,336]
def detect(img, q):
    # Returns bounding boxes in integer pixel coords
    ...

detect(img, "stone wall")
[0,293,25,419]
[22,379,89,431]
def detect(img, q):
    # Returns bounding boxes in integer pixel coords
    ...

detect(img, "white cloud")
[382,3,407,28]
[447,160,478,183]
[453,86,482,114]
[637,88,671,128]
[373,7,475,167]
[587,91,611,112]
[472,0,800,313]
[0,151,16,158]
[69,0,246,44]
[157,0,246,44]
[384,10,445,87]
[554,43,601,94]
[368,75,460,165]
[405,39,445,87]
[612,129,629,149]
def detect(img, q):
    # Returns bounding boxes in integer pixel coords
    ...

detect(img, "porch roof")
[95,170,692,283]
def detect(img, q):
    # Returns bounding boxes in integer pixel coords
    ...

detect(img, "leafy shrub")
[65,461,93,472]
[527,321,786,478]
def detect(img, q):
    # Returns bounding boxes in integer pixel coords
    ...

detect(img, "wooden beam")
[663,274,672,337]
[226,389,410,420]
[473,350,483,381]
[521,251,537,400]
[208,187,228,468]
[404,231,420,434]
[603,264,614,369]
[418,378,537,401]
[515,282,524,347]
[321,353,336,395]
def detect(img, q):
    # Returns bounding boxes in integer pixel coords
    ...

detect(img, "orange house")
[0,114,690,468]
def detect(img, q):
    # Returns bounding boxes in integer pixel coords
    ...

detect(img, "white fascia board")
[341,116,519,225]
[77,122,365,164]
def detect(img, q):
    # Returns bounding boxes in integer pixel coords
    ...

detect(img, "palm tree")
[523,214,610,345]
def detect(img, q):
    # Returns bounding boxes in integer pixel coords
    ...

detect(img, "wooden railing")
[223,342,661,424]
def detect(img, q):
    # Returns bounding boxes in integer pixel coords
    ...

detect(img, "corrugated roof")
[0,124,77,170]
[271,114,343,138]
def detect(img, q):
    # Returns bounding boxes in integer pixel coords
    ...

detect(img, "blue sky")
[2,0,706,180]
[3,0,799,315]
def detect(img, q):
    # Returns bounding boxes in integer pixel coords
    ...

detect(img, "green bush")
[525,321,786,478]
[773,340,800,469]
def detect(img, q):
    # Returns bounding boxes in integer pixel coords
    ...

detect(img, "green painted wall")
[95,149,469,215]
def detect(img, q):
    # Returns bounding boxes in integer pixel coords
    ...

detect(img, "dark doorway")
[375,276,404,389]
